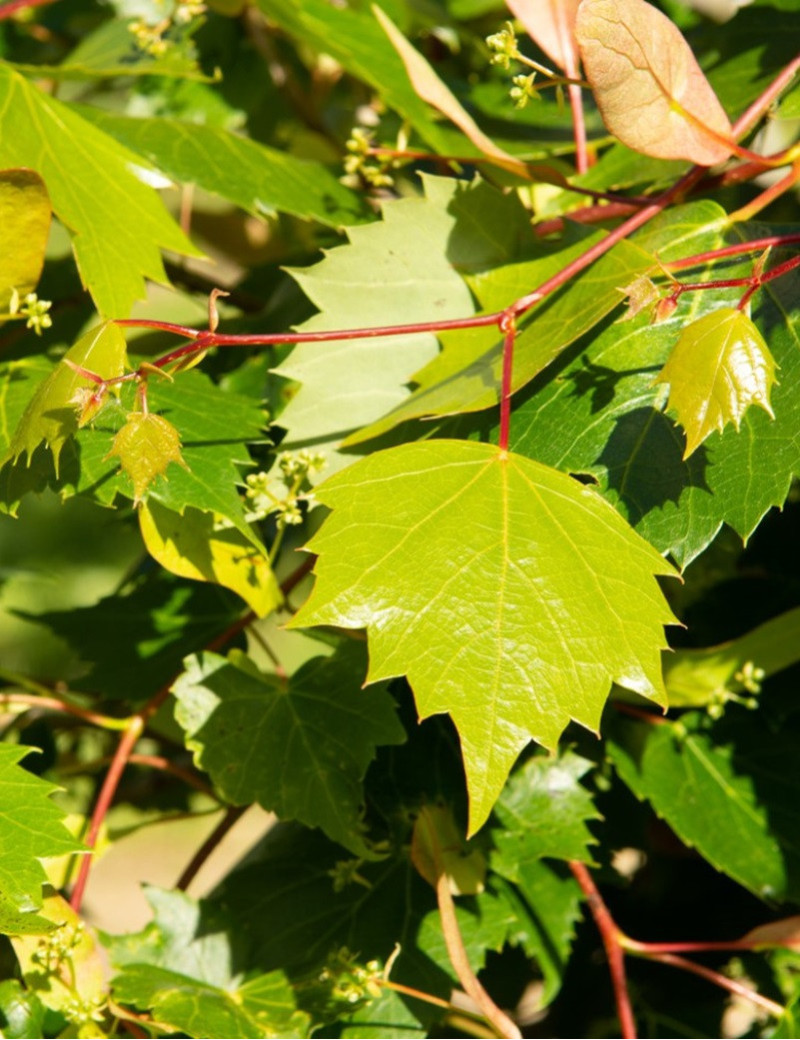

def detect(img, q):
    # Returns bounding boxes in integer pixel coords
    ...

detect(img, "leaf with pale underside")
[374,6,528,178]
[0,169,50,314]
[656,307,777,458]
[505,0,581,73]
[575,0,734,165]
[4,322,127,474]
[139,501,282,618]
[109,413,186,503]
[291,440,677,834]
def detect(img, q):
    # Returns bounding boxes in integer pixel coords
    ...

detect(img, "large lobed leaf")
[292,439,677,833]
[0,169,50,314]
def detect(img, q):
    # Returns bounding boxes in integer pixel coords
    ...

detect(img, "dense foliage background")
[1,0,800,1037]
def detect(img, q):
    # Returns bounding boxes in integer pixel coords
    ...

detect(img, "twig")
[570,861,637,1039]
[175,804,247,892]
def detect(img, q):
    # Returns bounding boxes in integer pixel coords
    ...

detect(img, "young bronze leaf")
[109,413,186,502]
[0,169,50,314]
[505,0,581,73]
[139,501,280,618]
[373,5,529,177]
[5,321,127,473]
[656,307,777,458]
[575,0,733,165]
[291,440,677,835]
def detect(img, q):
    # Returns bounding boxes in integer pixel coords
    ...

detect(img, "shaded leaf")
[505,0,581,73]
[0,746,83,928]
[576,0,733,165]
[374,5,528,177]
[79,109,370,228]
[0,979,46,1039]
[664,608,800,709]
[26,569,245,702]
[608,712,800,902]
[0,66,199,317]
[656,307,777,458]
[140,501,281,617]
[0,169,50,314]
[490,751,600,880]
[5,322,127,473]
[172,644,405,856]
[292,440,677,834]
[108,412,185,502]
[410,804,486,895]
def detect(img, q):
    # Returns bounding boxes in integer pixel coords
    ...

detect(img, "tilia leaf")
[575,0,734,165]
[291,440,677,834]
[656,307,777,458]
[5,322,127,473]
[108,412,186,502]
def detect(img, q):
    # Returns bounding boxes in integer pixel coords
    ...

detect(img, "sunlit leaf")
[5,322,127,474]
[656,307,777,458]
[292,440,677,833]
[0,169,50,315]
[108,412,186,503]
[575,0,733,164]
[140,501,281,617]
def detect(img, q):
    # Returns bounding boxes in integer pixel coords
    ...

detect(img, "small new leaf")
[656,307,778,458]
[292,440,677,834]
[5,322,127,473]
[109,412,186,502]
[576,0,734,165]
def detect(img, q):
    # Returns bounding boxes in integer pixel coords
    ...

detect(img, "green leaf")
[664,608,800,709]
[0,64,199,317]
[608,712,800,902]
[109,412,186,502]
[113,964,311,1039]
[5,322,127,474]
[275,174,474,472]
[172,643,405,856]
[503,202,800,566]
[12,17,210,81]
[490,752,600,880]
[0,746,83,928]
[0,979,46,1039]
[348,228,652,444]
[292,440,677,834]
[576,0,733,165]
[656,307,777,458]
[139,501,281,617]
[78,109,370,228]
[25,569,245,702]
[0,169,50,313]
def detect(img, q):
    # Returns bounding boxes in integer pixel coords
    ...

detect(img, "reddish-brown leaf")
[575,0,734,165]
[505,0,581,73]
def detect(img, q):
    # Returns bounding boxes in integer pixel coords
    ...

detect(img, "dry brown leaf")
[576,0,734,165]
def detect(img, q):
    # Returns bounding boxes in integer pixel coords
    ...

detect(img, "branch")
[175,804,247,892]
[570,861,637,1039]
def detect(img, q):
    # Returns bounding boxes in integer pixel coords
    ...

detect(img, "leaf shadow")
[597,407,711,524]
[566,356,662,415]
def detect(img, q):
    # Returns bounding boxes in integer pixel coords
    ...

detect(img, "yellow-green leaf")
[139,501,281,618]
[292,440,677,834]
[0,169,50,314]
[575,0,733,165]
[411,804,486,896]
[109,413,186,502]
[5,322,127,473]
[656,307,777,458]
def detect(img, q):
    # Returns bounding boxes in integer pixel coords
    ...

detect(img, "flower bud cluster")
[318,947,383,1006]
[128,1,206,57]
[245,450,326,527]
[9,289,52,335]
[344,128,396,189]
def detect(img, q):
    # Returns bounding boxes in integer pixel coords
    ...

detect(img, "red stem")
[0,0,56,18]
[732,55,800,140]
[570,862,637,1039]
[126,753,218,799]
[639,951,784,1018]
[498,318,516,453]
[667,233,800,271]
